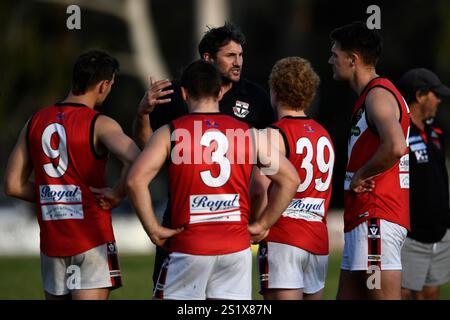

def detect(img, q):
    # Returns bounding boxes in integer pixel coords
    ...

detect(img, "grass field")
[0,251,449,300]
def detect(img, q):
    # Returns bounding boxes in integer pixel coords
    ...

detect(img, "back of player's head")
[329,21,383,66]
[181,60,222,100]
[198,22,246,59]
[269,57,320,111]
[71,49,119,95]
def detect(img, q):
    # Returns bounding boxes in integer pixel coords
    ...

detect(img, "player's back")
[267,116,335,255]
[28,102,114,257]
[168,113,253,255]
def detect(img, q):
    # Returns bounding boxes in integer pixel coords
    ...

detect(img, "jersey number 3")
[200,131,231,188]
[41,123,68,178]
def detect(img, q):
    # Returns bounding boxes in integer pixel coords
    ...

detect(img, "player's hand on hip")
[350,172,375,193]
[137,76,174,115]
[149,225,184,248]
[248,222,270,244]
[90,186,121,210]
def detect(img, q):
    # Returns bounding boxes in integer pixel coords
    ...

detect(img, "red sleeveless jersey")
[266,116,335,255]
[344,78,410,232]
[168,113,253,255]
[27,102,114,256]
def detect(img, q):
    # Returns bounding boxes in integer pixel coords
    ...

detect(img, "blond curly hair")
[269,57,320,111]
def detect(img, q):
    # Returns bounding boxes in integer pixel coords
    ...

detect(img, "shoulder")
[94,114,123,135]
[365,86,398,112]
[222,114,250,129]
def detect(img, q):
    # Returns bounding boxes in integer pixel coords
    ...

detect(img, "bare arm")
[126,125,183,247]
[248,128,300,243]
[4,121,35,202]
[90,115,140,209]
[350,87,407,192]
[132,77,174,149]
[249,128,286,221]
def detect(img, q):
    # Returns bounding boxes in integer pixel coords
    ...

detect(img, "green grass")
[0,251,449,300]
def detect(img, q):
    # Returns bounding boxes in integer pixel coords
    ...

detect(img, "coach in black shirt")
[132,23,274,287]
[133,23,274,148]
[398,68,450,300]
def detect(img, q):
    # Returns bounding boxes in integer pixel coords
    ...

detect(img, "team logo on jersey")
[399,173,409,189]
[414,149,429,163]
[303,124,315,133]
[351,125,361,137]
[56,112,65,120]
[355,108,364,122]
[399,154,409,172]
[205,120,219,128]
[233,100,250,118]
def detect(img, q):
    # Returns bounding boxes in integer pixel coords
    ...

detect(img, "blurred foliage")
[1,0,449,209]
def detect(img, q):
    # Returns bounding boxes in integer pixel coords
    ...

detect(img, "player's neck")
[410,104,426,131]
[350,68,378,96]
[189,99,220,113]
[221,81,234,95]
[277,107,306,119]
[62,92,96,109]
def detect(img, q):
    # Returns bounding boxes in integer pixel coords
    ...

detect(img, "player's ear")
[415,90,427,104]
[349,52,358,67]
[181,86,188,102]
[203,53,214,63]
[98,80,109,94]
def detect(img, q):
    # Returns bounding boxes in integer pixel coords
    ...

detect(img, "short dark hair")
[329,21,383,66]
[180,60,222,100]
[198,22,246,59]
[71,49,119,95]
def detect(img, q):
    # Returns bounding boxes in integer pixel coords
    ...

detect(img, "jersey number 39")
[296,136,334,192]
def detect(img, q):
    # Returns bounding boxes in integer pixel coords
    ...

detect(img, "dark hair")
[180,60,222,100]
[198,22,246,59]
[329,21,383,66]
[71,49,119,95]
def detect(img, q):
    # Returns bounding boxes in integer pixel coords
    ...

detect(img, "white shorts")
[258,242,328,294]
[341,218,407,271]
[41,242,122,296]
[154,248,252,300]
[401,229,450,291]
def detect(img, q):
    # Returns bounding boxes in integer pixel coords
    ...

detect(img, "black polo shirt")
[150,78,274,130]
[408,120,450,243]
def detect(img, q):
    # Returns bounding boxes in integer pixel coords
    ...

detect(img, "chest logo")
[233,100,250,118]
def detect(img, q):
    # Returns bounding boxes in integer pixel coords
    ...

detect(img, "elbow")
[125,175,137,195]
[289,172,301,193]
[4,179,17,198]
[391,141,407,160]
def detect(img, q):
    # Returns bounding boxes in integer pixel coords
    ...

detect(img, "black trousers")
[153,203,171,287]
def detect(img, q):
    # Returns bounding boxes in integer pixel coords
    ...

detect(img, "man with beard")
[398,68,450,300]
[132,22,274,288]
